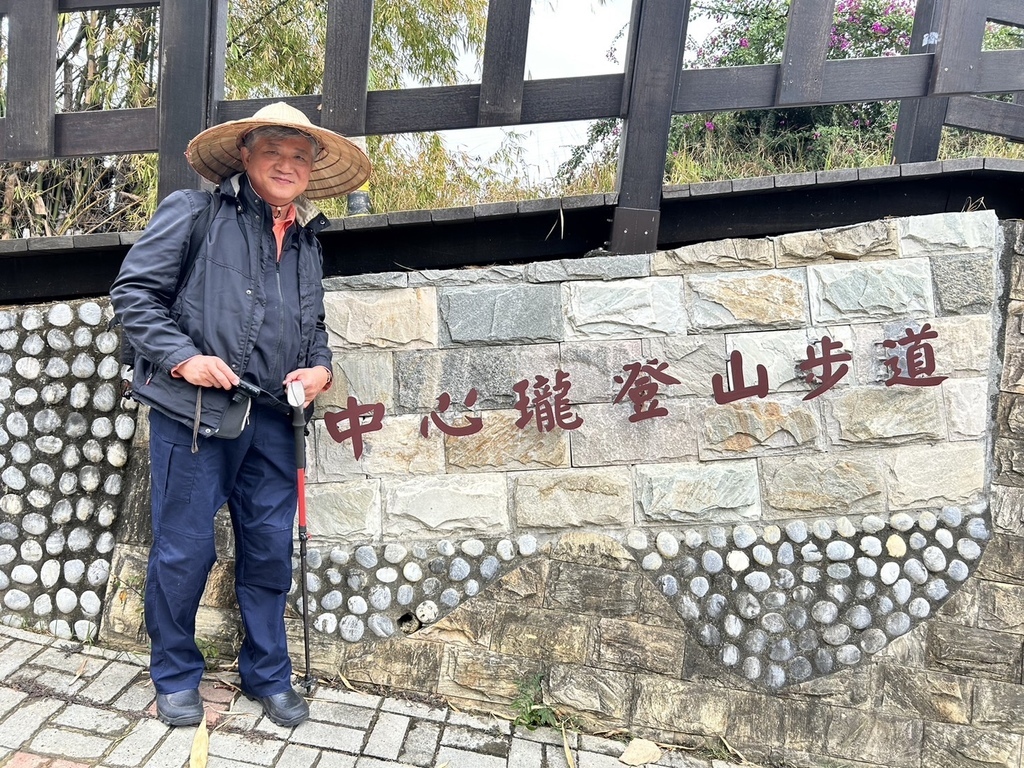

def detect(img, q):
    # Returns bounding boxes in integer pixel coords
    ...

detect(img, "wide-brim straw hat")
[185,102,371,199]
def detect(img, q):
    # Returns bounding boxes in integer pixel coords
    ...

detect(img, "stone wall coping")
[7,158,1018,251]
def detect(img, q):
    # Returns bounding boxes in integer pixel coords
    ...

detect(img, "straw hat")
[185,102,371,199]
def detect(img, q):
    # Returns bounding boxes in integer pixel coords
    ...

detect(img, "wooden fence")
[0,0,1022,254]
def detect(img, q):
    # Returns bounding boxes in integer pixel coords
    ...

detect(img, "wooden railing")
[1,0,1022,254]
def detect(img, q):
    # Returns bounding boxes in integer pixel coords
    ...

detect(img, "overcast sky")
[447,0,711,184]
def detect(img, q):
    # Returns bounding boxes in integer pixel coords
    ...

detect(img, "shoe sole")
[244,692,308,728]
[157,710,204,727]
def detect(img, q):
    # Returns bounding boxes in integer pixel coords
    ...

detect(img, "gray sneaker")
[155,689,204,726]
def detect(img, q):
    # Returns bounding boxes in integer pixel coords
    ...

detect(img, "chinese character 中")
[420,389,484,437]
[798,336,852,400]
[614,359,681,422]
[324,397,385,460]
[512,371,583,432]
[712,350,769,405]
[883,323,948,387]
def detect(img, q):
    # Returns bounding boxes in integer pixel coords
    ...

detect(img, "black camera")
[232,380,261,402]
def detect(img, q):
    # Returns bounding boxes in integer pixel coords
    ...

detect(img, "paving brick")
[29,728,112,760]
[353,759,419,768]
[203,758,262,768]
[141,725,194,768]
[363,711,410,760]
[381,698,448,721]
[5,753,50,768]
[313,687,383,709]
[0,640,45,682]
[514,725,577,746]
[0,686,28,719]
[54,704,131,735]
[275,744,320,768]
[317,754,358,768]
[78,662,145,704]
[33,647,107,677]
[398,720,441,766]
[435,746,507,768]
[547,742,580,768]
[290,721,366,753]
[10,667,88,697]
[447,710,512,735]
[440,724,510,757]
[579,734,624,755]
[103,719,168,767]
[207,730,286,764]
[578,750,630,767]
[0,698,64,749]
[508,736,544,768]
[308,699,376,729]
[111,681,156,714]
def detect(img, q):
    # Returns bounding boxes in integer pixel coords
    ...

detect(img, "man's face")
[240,134,315,206]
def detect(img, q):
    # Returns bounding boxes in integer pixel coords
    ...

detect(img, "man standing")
[110,103,370,728]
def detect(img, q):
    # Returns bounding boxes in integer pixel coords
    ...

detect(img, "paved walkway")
[0,625,748,768]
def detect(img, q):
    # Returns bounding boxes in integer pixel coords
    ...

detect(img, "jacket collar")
[223,173,330,234]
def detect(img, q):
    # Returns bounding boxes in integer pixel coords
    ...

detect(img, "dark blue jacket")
[110,174,332,438]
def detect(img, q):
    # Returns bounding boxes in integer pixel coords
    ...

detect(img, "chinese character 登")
[324,396,385,460]
[712,350,770,405]
[420,389,484,437]
[883,323,948,387]
[613,358,681,422]
[798,336,852,400]
[512,371,583,432]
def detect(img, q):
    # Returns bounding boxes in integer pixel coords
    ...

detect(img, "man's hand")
[173,355,239,389]
[284,366,332,408]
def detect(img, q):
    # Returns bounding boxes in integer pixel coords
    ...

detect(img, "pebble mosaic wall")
[0,300,135,642]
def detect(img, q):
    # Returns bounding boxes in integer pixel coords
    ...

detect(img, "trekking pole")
[286,380,314,694]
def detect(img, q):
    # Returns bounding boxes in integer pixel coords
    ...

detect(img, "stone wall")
[4,209,1024,766]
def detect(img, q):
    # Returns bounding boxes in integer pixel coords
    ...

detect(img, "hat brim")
[185,116,372,200]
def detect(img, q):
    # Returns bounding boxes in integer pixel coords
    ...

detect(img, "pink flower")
[705,121,715,131]
[740,38,750,48]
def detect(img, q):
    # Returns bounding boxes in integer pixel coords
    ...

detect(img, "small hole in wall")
[398,613,421,635]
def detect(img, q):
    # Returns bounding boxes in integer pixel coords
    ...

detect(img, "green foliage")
[559,0,1024,189]
[511,675,560,730]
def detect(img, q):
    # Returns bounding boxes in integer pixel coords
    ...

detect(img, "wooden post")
[609,0,689,254]
[893,0,950,163]
[157,0,216,200]
[776,0,836,106]
[322,0,374,135]
[478,0,532,126]
[5,0,59,160]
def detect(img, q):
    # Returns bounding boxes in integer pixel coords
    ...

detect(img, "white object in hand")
[286,380,306,408]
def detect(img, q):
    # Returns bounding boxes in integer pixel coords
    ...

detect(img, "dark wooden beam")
[978,50,1024,93]
[157,0,215,199]
[5,0,59,160]
[945,96,1024,142]
[478,0,531,126]
[55,108,158,156]
[208,0,228,123]
[674,56,932,114]
[322,0,374,135]
[218,75,624,134]
[987,0,1024,27]
[776,0,836,106]
[610,0,689,253]
[893,0,950,163]
[931,1,987,95]
[59,0,157,9]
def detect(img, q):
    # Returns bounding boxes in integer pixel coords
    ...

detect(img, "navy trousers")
[146,403,297,697]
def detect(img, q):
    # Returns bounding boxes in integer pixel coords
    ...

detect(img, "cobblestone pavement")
[0,625,751,768]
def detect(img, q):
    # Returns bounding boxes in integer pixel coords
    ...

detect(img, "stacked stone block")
[5,209,1023,767]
